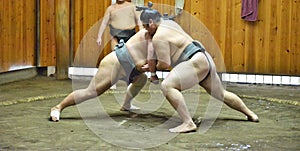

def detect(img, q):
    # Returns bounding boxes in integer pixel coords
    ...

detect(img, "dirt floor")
[0,75,299,150]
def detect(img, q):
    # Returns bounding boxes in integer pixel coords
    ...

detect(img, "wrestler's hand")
[145,32,152,40]
[141,64,150,72]
[96,37,102,46]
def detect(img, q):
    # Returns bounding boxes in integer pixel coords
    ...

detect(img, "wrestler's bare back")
[107,2,139,30]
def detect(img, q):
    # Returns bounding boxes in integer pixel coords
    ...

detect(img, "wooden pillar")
[55,0,70,79]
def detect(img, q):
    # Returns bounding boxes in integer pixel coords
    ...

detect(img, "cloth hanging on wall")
[241,0,258,21]
[132,0,144,6]
[175,0,184,15]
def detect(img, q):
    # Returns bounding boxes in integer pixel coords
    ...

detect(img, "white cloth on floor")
[50,110,60,121]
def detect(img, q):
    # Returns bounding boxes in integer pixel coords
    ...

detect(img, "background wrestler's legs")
[121,74,147,111]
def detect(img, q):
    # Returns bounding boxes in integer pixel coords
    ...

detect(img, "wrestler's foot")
[150,75,159,85]
[247,112,259,122]
[110,84,117,90]
[169,121,197,133]
[50,106,61,122]
[120,105,140,112]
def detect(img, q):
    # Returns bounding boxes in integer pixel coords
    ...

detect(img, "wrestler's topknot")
[136,1,162,24]
[140,9,162,24]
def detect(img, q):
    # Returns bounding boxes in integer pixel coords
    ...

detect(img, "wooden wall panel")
[62,0,300,75]
[291,0,300,75]
[189,0,225,71]
[276,0,290,74]
[0,0,36,72]
[55,0,70,79]
[189,0,300,75]
[39,0,56,66]
[1,0,299,75]
[72,0,111,67]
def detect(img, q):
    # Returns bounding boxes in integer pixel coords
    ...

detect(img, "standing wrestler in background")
[96,0,143,48]
[140,9,259,133]
[97,0,143,88]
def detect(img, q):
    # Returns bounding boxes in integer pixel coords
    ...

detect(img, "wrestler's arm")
[133,5,143,30]
[97,6,111,40]
[153,37,171,70]
[147,39,156,60]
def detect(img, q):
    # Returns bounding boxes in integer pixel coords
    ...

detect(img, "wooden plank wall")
[72,0,111,67]
[71,0,300,75]
[39,0,56,67]
[1,0,299,75]
[190,0,300,75]
[55,0,70,79]
[0,0,36,72]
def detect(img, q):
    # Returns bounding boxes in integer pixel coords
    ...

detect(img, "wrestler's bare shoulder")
[161,20,182,29]
[152,27,170,40]
[105,5,114,12]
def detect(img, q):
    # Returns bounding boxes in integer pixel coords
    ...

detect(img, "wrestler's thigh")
[164,61,199,90]
[200,71,225,100]
[94,53,125,88]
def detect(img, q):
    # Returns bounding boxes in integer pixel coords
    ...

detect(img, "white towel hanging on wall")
[132,0,144,6]
[175,0,184,15]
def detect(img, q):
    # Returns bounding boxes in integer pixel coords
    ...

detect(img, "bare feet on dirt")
[169,121,197,133]
[247,112,259,122]
[120,105,140,112]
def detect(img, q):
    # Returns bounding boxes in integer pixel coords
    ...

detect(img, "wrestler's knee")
[133,74,147,87]
[94,82,110,96]
[160,80,172,95]
[139,74,147,84]
[85,88,97,97]
[139,75,147,87]
[212,89,226,101]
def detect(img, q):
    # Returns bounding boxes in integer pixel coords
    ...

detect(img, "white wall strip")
[68,67,300,86]
[221,73,300,85]
[68,67,98,78]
